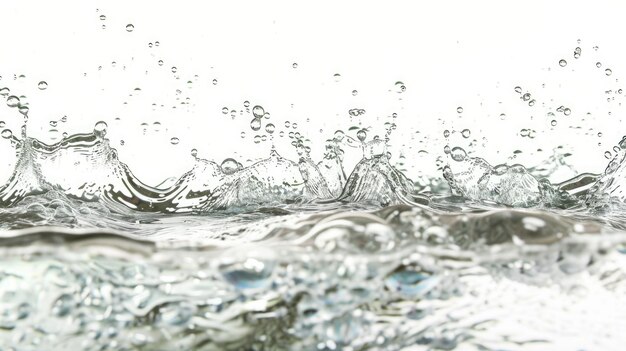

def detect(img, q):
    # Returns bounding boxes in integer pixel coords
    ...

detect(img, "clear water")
[2,11,626,351]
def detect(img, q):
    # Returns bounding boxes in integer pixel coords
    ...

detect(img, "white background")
[0,0,625,185]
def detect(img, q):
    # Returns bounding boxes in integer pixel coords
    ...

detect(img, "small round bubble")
[170,137,180,145]
[461,129,471,138]
[250,117,262,131]
[265,123,275,134]
[394,81,406,93]
[222,107,228,114]
[605,68,612,76]
[559,59,567,67]
[252,105,265,118]
[221,158,239,175]
[357,129,367,142]
[1,129,12,139]
[456,106,463,113]
[450,147,467,161]
[6,95,20,108]
[37,81,48,90]
[125,24,134,32]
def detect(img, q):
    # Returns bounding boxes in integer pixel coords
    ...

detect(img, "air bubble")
[292,62,298,69]
[250,117,262,131]
[357,129,367,142]
[38,81,48,90]
[158,60,164,66]
[252,105,265,118]
[461,129,471,138]
[222,107,228,114]
[94,121,108,136]
[443,130,450,138]
[605,151,612,159]
[605,69,612,76]
[212,79,218,85]
[522,93,531,101]
[394,81,406,93]
[171,67,177,73]
[170,137,180,145]
[191,148,198,157]
[450,147,467,161]
[559,59,567,67]
[1,129,12,139]
[564,108,571,116]
[240,131,245,138]
[126,24,134,32]
[514,86,522,94]
[333,73,341,82]
[99,15,106,20]
[574,47,581,59]
[265,123,275,134]
[6,95,20,108]
[243,100,250,108]
[551,120,557,126]
[596,62,602,68]
[352,90,358,96]
[456,106,463,113]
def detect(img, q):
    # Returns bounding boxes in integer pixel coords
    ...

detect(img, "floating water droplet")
[551,120,557,126]
[191,148,198,157]
[93,121,108,136]
[254,135,261,144]
[456,106,463,113]
[514,86,522,94]
[222,107,228,114]
[1,129,12,139]
[265,123,275,134]
[394,81,406,93]
[250,117,262,131]
[171,66,177,73]
[0,87,9,96]
[444,145,451,154]
[443,130,450,138]
[148,42,153,48]
[450,147,467,161]
[292,122,298,129]
[212,79,218,85]
[170,137,179,145]
[564,108,571,116]
[559,59,567,67]
[263,112,270,119]
[352,90,358,96]
[598,132,603,137]
[99,15,106,20]
[243,100,250,108]
[528,99,536,106]
[158,60,164,66]
[37,81,48,90]
[240,131,246,138]
[499,113,506,120]
[6,95,20,108]
[49,120,57,127]
[461,129,471,138]
[0,121,4,128]
[292,62,298,68]
[596,62,602,68]
[605,68,612,76]
[522,93,531,101]
[252,105,265,118]
[125,24,134,32]
[605,151,612,159]
[357,129,367,142]
[333,73,341,82]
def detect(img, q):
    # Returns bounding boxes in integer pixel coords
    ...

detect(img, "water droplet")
[254,135,261,144]
[528,99,536,106]
[158,60,164,66]
[444,145,451,154]
[596,62,602,68]
[148,42,153,48]
[191,148,198,157]
[456,106,463,114]
[252,105,265,118]
[49,120,57,127]
[605,68,612,76]
[598,132,603,137]
[499,113,507,120]
[292,62,298,69]
[564,108,571,116]
[514,86,522,94]
[574,47,581,59]
[171,66,177,73]
[559,59,567,67]
[6,95,20,108]
[0,87,9,96]
[394,81,406,93]
[37,81,48,90]
[240,131,246,138]
[522,93,531,101]
[461,129,471,138]
[265,123,275,134]
[551,120,557,126]
[443,130,450,138]
[212,79,218,85]
[292,122,298,129]
[99,15,106,20]
[1,129,12,139]
[250,117,262,131]
[222,107,229,115]
[0,121,4,128]
[352,90,358,96]
[125,24,134,32]
[450,147,467,161]
[263,112,270,119]
[94,121,108,136]
[243,100,250,108]
[357,129,367,142]
[333,73,341,82]
[605,151,612,159]
[170,137,179,145]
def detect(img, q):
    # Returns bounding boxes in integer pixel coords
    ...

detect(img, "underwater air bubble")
[37,81,48,90]
[450,146,467,161]
[352,90,358,96]
[126,24,134,32]
[252,105,265,118]
[559,59,567,67]
[394,81,406,93]
[605,68,612,76]
[221,158,239,175]
[461,129,471,138]
[6,95,20,108]
[357,129,367,142]
[250,117,262,131]
[333,73,341,82]
[456,106,463,113]
[1,129,12,139]
[265,123,275,134]
[170,137,179,145]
